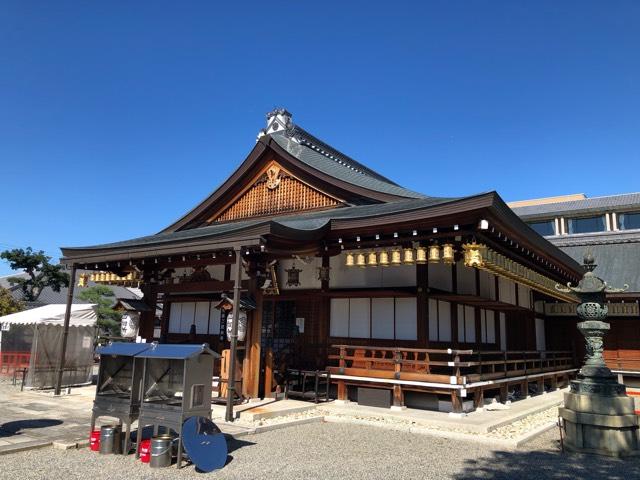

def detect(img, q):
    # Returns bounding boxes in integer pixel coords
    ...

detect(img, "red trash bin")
[139,439,151,463]
[89,430,101,452]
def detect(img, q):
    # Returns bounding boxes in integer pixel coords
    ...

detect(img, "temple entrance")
[259,300,299,397]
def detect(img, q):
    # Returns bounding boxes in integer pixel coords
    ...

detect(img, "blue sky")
[1,1,639,275]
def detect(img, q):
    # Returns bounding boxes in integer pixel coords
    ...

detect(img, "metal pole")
[225,247,242,422]
[54,264,77,395]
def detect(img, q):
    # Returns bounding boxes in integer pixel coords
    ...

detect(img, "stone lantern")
[556,252,639,456]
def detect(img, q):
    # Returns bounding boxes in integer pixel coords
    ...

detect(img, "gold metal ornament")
[462,243,486,268]
[356,252,366,268]
[391,248,402,266]
[345,252,355,267]
[76,273,88,288]
[367,251,378,267]
[403,248,415,265]
[415,246,427,264]
[428,245,440,263]
[379,250,390,267]
[442,244,455,264]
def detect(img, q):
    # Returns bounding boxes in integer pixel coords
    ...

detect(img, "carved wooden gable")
[208,161,342,223]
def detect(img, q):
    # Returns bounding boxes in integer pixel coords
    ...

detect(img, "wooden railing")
[327,345,575,385]
[605,353,640,373]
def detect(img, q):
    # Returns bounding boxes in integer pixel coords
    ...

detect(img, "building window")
[457,305,476,343]
[527,220,555,236]
[480,309,496,344]
[619,212,640,231]
[567,215,606,234]
[428,299,452,342]
[329,297,417,340]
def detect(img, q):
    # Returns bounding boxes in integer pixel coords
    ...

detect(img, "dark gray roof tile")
[512,192,640,219]
[271,132,426,199]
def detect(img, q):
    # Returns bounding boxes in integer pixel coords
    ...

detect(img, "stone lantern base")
[560,380,640,457]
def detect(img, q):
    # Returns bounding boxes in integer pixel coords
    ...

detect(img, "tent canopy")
[0,304,97,327]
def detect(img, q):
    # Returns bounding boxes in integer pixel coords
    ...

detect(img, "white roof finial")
[264,108,293,136]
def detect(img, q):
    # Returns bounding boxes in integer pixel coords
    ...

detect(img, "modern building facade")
[511,193,640,408]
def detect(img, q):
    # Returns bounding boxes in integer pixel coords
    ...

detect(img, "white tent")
[0,304,97,389]
[0,304,97,327]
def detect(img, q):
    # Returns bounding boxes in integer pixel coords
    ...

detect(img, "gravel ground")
[2,422,640,480]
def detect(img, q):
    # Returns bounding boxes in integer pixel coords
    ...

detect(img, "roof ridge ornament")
[555,251,629,295]
[260,108,294,139]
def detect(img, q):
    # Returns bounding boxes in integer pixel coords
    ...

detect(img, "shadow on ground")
[455,440,640,480]
[0,419,63,437]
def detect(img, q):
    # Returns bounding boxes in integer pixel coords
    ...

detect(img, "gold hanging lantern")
[379,250,390,267]
[415,246,427,264]
[356,252,366,268]
[367,251,378,267]
[403,248,415,265]
[391,248,402,266]
[442,244,455,264]
[76,273,88,288]
[462,243,486,268]
[428,245,440,263]
[345,252,355,267]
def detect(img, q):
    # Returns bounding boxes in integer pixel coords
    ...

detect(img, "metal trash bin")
[150,435,174,468]
[99,425,122,455]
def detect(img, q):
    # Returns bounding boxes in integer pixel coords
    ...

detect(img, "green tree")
[0,287,24,317]
[78,285,122,336]
[0,247,70,302]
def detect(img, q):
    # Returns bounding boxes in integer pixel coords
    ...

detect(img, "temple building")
[61,110,586,413]
[511,193,640,410]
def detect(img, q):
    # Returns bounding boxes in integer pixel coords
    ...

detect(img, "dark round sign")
[182,416,228,472]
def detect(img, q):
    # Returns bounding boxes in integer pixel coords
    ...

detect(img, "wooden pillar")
[139,283,157,341]
[337,345,347,401]
[337,381,347,401]
[393,385,404,408]
[54,265,77,395]
[499,383,508,403]
[264,348,274,398]
[417,263,428,347]
[536,377,544,395]
[225,246,243,422]
[451,390,463,414]
[244,271,262,399]
[473,388,484,409]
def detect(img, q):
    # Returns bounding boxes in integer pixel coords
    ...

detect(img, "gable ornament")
[266,165,281,190]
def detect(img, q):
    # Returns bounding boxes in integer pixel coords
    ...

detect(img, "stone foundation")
[560,390,640,457]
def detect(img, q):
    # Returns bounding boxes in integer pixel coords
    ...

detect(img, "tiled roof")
[558,242,640,292]
[270,127,426,199]
[512,192,640,219]
[63,196,464,252]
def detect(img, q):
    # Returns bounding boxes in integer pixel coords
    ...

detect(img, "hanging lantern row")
[461,242,578,303]
[84,271,139,285]
[344,244,456,268]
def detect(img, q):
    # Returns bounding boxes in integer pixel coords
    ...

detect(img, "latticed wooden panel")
[212,172,341,223]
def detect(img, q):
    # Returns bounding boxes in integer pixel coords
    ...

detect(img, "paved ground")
[0,382,253,453]
[2,422,640,480]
